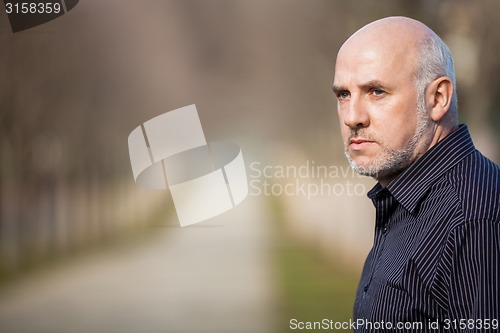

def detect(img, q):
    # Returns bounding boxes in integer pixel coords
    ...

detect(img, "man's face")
[333,39,432,182]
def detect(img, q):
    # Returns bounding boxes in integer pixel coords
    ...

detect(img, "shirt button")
[363,285,369,293]
[382,227,387,234]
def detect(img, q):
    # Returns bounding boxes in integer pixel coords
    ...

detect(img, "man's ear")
[427,77,454,122]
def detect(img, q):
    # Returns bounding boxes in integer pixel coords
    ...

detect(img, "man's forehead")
[335,16,429,69]
[338,28,418,62]
[334,47,414,84]
[334,31,419,86]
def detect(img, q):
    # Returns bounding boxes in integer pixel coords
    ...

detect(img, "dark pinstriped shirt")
[354,125,500,332]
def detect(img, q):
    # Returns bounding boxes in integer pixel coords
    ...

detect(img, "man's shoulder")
[445,150,499,223]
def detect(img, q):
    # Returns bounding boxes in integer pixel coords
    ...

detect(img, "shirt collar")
[368,124,476,214]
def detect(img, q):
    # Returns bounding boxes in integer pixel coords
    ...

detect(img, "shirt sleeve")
[434,219,500,332]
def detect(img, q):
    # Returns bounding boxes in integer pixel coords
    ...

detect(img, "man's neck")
[377,124,458,188]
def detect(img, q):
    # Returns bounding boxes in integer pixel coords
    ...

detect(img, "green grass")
[271,198,359,333]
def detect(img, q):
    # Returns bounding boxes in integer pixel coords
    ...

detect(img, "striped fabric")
[354,125,500,332]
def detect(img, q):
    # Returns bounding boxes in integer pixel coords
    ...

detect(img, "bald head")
[336,16,458,125]
[334,17,458,184]
[339,17,433,60]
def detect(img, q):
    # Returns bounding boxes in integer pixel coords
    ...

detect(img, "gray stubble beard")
[344,100,434,181]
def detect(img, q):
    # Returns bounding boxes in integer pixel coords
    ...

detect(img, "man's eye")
[338,91,350,99]
[372,89,385,96]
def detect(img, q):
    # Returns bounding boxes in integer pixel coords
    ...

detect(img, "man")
[333,17,499,332]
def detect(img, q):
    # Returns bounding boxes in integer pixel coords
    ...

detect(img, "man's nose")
[343,97,369,129]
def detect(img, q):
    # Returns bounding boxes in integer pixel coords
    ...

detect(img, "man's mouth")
[349,138,375,150]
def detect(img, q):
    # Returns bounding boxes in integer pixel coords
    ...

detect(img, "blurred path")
[0,196,276,333]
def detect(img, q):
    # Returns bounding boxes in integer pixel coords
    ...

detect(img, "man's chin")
[350,164,380,178]
[347,157,377,176]
[345,149,386,176]
[347,155,397,179]
[348,155,376,169]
